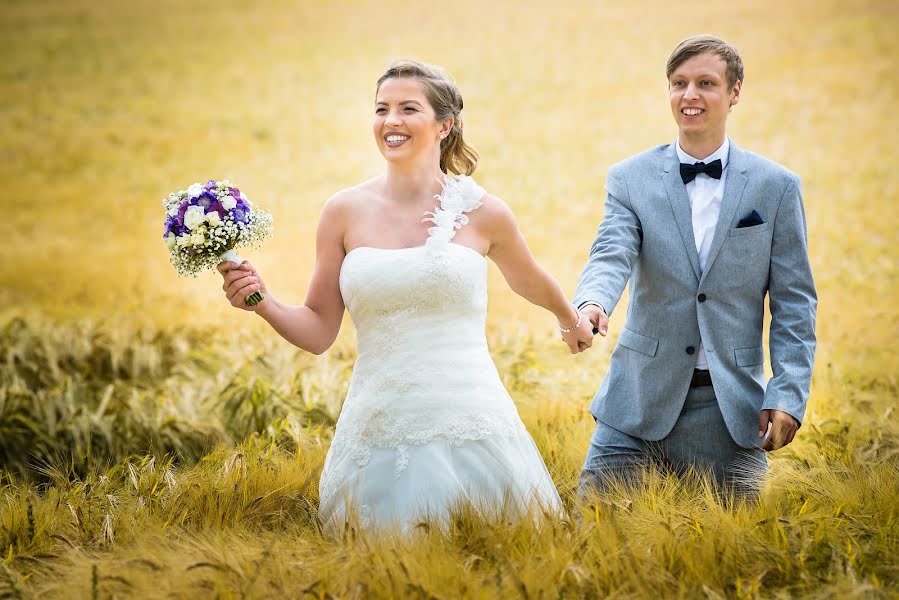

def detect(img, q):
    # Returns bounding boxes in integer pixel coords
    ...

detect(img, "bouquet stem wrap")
[221,249,264,306]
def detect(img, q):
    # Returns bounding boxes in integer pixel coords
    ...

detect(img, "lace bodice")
[326,177,524,480]
[340,243,487,361]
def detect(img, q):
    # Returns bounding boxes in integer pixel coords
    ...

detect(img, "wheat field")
[1,0,897,597]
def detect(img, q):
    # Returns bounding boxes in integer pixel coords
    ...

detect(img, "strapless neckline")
[343,242,486,263]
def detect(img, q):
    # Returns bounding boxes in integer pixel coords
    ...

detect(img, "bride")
[218,60,594,535]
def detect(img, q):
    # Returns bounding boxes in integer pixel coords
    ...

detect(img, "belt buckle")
[691,369,711,388]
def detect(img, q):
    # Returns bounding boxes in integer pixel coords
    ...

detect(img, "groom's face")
[668,52,741,142]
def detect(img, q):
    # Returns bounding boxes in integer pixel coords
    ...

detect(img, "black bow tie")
[679,159,723,184]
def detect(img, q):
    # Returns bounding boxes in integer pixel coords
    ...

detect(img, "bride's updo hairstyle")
[376,60,479,176]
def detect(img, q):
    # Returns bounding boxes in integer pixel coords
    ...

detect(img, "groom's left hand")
[758,409,799,451]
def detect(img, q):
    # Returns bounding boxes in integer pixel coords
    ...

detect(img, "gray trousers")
[578,384,767,497]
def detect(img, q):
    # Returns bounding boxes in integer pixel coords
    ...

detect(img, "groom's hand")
[758,409,799,451]
[581,305,609,337]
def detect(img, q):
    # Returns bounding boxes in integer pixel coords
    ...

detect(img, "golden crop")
[2,0,896,597]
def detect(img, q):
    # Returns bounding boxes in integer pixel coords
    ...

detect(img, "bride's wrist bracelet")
[558,311,582,333]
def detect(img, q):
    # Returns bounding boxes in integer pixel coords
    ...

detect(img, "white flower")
[222,196,237,210]
[187,183,204,198]
[176,234,191,247]
[167,205,179,217]
[184,205,207,230]
[425,227,454,245]
[164,234,176,249]
[438,175,484,213]
[206,211,222,227]
[419,175,485,247]
[425,208,457,230]
[191,232,205,246]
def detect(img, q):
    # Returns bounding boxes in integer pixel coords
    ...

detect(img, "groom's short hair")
[666,35,744,90]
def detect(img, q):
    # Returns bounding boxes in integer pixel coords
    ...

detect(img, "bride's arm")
[218,194,348,355]
[479,195,594,353]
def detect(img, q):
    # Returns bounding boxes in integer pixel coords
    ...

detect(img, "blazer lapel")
[699,141,748,284]
[662,145,701,282]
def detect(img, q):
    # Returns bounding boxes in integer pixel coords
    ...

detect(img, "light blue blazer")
[573,140,817,449]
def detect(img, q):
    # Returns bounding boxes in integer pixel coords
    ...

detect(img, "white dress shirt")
[676,138,730,370]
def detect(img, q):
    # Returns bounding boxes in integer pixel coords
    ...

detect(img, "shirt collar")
[676,137,730,169]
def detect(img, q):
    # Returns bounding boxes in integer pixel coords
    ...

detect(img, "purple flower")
[196,190,216,209]
[205,179,218,189]
[228,187,241,197]
[208,200,228,218]
[176,200,189,226]
[163,215,177,236]
[231,206,249,224]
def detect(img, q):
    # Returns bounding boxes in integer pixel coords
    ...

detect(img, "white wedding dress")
[318,176,562,535]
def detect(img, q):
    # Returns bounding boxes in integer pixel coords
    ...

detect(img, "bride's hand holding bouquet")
[217,260,270,312]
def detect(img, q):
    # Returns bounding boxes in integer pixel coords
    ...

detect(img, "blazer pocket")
[618,328,659,357]
[734,346,764,367]
[729,222,771,237]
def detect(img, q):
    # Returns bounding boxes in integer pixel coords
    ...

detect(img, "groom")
[573,35,817,494]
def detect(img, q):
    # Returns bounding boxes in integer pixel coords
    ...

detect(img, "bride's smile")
[383,133,411,147]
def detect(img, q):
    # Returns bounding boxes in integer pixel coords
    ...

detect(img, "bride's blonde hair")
[376,60,479,176]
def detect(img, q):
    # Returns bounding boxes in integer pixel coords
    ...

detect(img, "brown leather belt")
[690,369,713,388]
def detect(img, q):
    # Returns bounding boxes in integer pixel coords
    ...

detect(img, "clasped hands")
[560,304,608,354]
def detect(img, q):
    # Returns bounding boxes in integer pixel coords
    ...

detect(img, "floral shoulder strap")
[422,175,486,248]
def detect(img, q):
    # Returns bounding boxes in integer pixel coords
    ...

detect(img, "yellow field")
[2,0,898,597]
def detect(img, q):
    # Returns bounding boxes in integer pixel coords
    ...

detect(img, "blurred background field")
[1,0,897,597]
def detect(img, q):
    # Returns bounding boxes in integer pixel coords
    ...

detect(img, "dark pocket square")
[736,209,764,228]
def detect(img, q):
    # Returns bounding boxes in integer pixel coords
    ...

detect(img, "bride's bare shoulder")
[321,178,384,221]
[468,192,517,230]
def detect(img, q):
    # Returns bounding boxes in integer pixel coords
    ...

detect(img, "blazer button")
[698,294,707,303]
[686,346,695,355]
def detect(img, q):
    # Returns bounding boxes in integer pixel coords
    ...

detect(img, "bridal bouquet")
[161,179,273,305]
